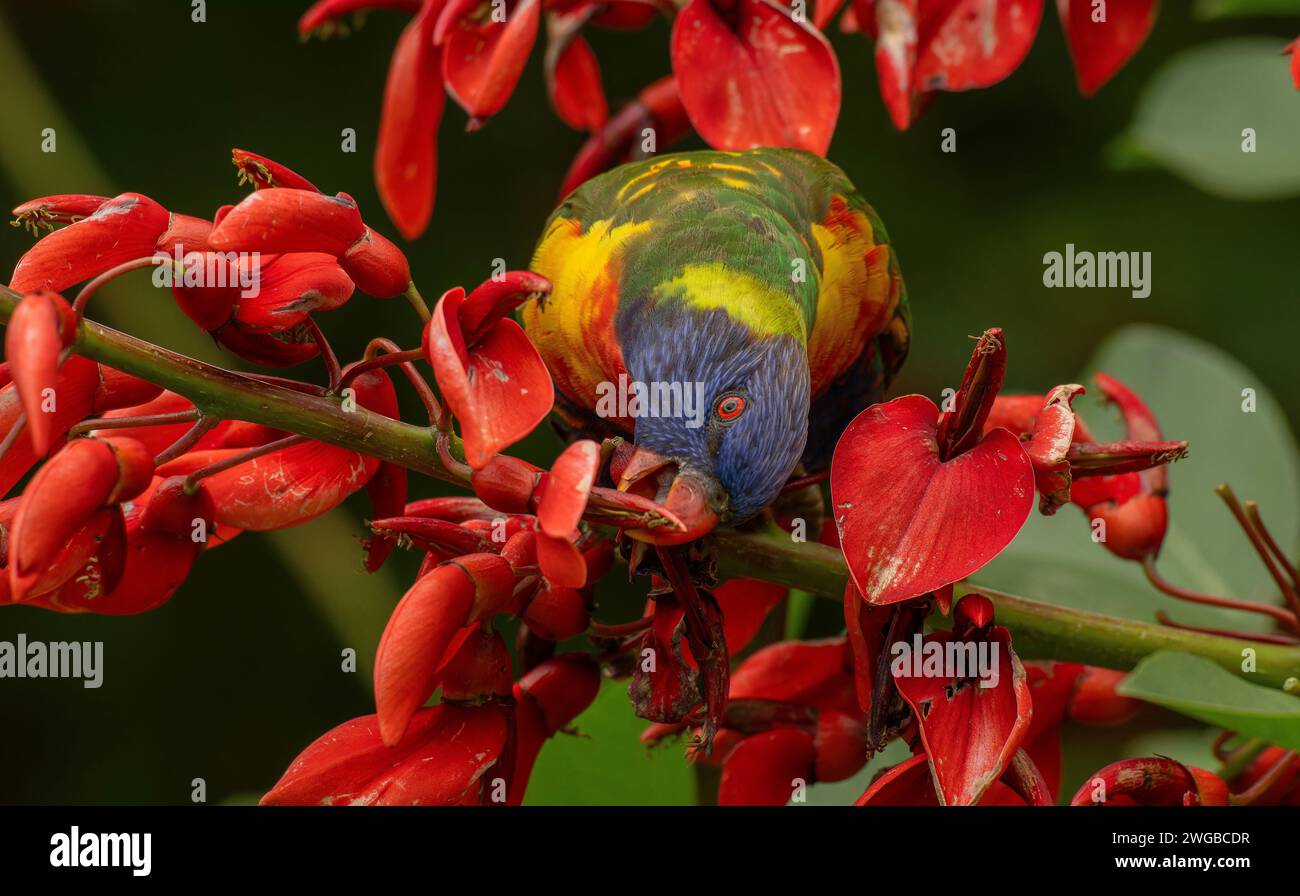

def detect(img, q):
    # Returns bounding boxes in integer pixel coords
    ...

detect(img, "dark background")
[0,1,1296,804]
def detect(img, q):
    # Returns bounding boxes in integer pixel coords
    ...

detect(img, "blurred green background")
[1,1,1298,805]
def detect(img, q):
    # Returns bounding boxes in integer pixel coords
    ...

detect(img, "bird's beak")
[616,446,720,545]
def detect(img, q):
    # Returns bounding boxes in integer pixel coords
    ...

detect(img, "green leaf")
[977,323,1299,633]
[523,680,694,805]
[1121,38,1300,200]
[1119,651,1300,750]
[1194,0,1300,19]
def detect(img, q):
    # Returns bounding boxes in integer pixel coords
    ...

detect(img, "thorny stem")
[4,286,1300,693]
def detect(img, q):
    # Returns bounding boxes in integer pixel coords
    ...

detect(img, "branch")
[5,285,1300,690]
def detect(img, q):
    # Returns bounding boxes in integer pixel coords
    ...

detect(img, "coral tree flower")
[890,593,1032,806]
[422,271,555,469]
[263,649,599,806]
[831,328,1033,606]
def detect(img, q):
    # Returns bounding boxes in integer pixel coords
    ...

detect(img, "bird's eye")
[714,393,746,422]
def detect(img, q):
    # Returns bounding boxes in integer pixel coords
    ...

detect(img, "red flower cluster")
[299,0,1165,238]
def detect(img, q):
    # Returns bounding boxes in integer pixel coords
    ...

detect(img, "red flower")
[872,0,1044,130]
[422,272,555,469]
[6,436,152,600]
[670,0,841,154]
[831,328,1033,606]
[437,0,542,127]
[890,593,1033,805]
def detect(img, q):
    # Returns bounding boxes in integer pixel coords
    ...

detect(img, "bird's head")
[614,301,810,545]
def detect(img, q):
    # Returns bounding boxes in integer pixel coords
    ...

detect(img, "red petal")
[718,728,816,805]
[11,194,109,229]
[232,253,355,332]
[0,357,100,495]
[914,0,1043,92]
[1058,0,1156,96]
[5,291,74,455]
[1025,383,1082,514]
[298,0,423,36]
[873,0,920,129]
[338,227,412,298]
[831,394,1034,605]
[438,0,542,122]
[423,287,555,469]
[10,193,170,293]
[855,752,1029,805]
[535,530,587,588]
[231,148,320,192]
[892,625,1032,805]
[671,0,840,153]
[208,189,365,256]
[1289,38,1300,90]
[8,438,151,599]
[376,2,444,240]
[363,462,408,572]
[537,440,599,538]
[1067,665,1142,726]
[261,704,506,805]
[730,636,854,709]
[547,26,608,131]
[374,564,478,746]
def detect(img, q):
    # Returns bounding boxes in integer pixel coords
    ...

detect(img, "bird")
[524,147,910,544]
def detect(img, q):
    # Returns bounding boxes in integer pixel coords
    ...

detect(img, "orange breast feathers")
[806,197,903,397]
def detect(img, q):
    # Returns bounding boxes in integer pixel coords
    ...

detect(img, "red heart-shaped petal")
[831,394,1033,605]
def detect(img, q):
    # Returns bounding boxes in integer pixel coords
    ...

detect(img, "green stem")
[6,286,1300,693]
[713,527,1300,691]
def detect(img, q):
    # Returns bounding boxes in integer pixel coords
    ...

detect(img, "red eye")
[715,394,746,421]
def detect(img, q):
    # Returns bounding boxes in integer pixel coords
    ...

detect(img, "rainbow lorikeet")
[524,147,910,544]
